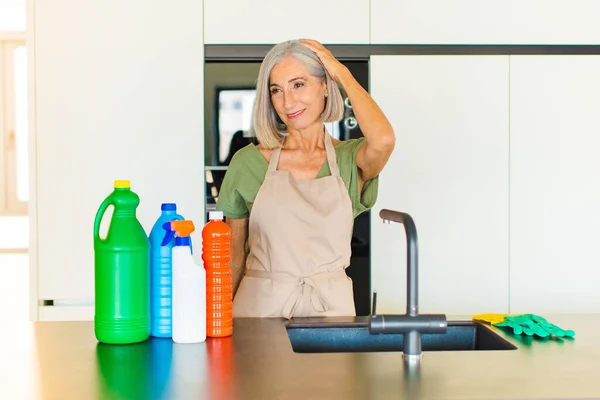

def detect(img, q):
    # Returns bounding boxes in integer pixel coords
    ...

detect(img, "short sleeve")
[215,145,266,219]
[335,138,379,218]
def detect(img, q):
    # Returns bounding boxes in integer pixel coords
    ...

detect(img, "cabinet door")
[371,0,600,45]
[32,0,205,320]
[370,55,509,314]
[204,0,369,44]
[510,55,600,313]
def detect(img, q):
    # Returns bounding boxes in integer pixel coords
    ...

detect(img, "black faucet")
[368,209,448,362]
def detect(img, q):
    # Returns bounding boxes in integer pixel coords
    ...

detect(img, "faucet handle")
[371,290,378,315]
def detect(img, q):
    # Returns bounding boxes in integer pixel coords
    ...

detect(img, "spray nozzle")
[170,220,195,237]
[161,220,195,247]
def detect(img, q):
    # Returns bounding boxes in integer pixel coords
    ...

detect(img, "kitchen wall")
[0,0,25,31]
[371,54,600,315]
[203,0,600,45]
[28,0,600,320]
[28,0,205,320]
[371,56,511,315]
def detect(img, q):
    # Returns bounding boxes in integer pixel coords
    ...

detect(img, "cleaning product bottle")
[149,203,184,338]
[203,211,233,337]
[93,180,150,345]
[165,220,206,343]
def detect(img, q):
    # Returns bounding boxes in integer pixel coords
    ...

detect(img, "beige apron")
[233,131,356,319]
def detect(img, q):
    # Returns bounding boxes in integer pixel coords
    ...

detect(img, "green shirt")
[216,137,378,219]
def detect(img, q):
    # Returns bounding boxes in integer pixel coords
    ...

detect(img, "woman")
[216,39,395,318]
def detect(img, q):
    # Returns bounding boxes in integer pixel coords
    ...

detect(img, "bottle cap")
[114,180,130,189]
[209,211,224,221]
[161,203,177,211]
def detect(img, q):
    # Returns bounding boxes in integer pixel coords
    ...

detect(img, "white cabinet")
[31,0,205,320]
[371,0,600,45]
[204,0,369,44]
[370,55,510,314]
[509,55,600,313]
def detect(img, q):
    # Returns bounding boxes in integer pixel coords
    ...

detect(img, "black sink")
[286,320,517,353]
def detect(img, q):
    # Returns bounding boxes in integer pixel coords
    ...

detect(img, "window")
[216,88,257,164]
[1,33,28,216]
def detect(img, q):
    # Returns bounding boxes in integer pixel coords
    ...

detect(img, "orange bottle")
[202,211,233,337]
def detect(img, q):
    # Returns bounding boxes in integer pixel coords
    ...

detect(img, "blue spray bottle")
[149,203,186,338]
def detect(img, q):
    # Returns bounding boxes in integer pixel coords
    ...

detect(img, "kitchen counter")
[2,314,600,400]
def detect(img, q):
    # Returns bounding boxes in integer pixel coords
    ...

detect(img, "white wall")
[509,55,600,314]
[203,0,600,45]
[29,0,205,320]
[371,0,600,45]
[370,54,600,315]
[370,55,510,315]
[204,0,370,44]
[0,0,26,31]
[0,217,28,249]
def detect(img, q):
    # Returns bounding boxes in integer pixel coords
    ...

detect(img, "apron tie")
[245,269,338,319]
[282,276,329,320]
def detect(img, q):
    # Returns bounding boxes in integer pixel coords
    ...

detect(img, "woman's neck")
[284,124,325,153]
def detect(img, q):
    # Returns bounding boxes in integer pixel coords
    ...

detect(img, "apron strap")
[323,131,341,177]
[268,145,282,172]
[268,130,340,177]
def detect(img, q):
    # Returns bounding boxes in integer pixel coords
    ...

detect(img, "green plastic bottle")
[94,180,150,344]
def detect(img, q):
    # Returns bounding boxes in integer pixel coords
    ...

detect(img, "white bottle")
[170,220,206,343]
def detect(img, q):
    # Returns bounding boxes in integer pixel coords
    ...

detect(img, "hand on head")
[299,39,347,82]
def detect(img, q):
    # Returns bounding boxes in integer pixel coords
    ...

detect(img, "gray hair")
[249,39,344,149]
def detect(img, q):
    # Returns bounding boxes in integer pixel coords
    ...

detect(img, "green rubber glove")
[493,314,575,338]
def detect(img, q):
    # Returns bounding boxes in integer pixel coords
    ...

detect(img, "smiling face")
[269,56,327,132]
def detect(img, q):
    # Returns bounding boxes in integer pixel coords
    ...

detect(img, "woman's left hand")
[300,39,348,82]
[300,40,396,184]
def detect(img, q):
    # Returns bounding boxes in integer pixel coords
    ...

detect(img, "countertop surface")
[1,314,600,400]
